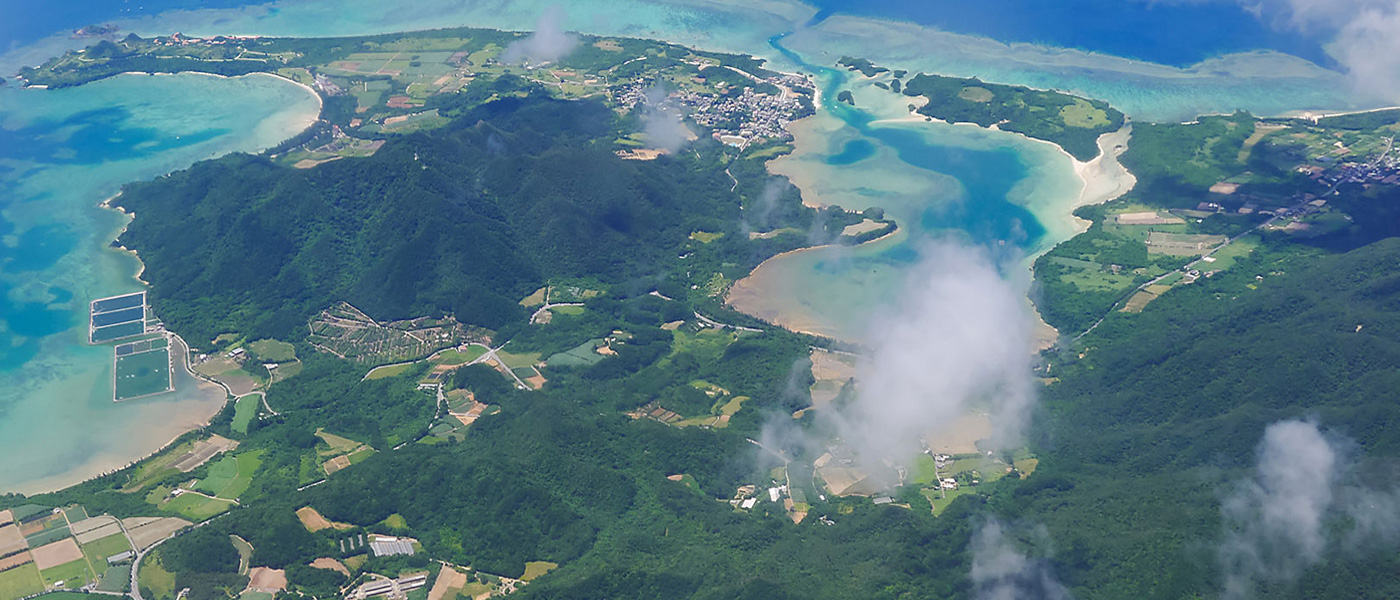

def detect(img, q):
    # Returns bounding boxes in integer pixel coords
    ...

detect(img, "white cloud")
[500,5,578,66]
[971,520,1072,600]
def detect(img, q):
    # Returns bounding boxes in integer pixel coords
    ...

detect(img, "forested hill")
[1004,237,1400,598]
[115,94,810,342]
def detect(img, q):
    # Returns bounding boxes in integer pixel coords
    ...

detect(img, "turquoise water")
[0,73,319,494]
[0,0,1383,492]
[726,36,1077,341]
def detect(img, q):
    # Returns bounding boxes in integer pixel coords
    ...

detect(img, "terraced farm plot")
[114,347,173,401]
[308,302,489,365]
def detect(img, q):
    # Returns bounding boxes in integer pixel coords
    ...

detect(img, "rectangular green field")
[0,563,45,600]
[96,563,131,593]
[40,558,95,589]
[114,348,172,400]
[81,532,133,569]
[163,493,230,521]
[431,346,486,366]
[232,394,261,435]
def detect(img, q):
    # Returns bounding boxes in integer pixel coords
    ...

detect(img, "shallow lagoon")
[0,0,1383,491]
[0,73,319,493]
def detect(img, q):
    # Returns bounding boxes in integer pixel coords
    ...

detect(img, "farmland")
[308,303,491,366]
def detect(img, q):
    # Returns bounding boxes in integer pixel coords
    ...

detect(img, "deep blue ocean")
[2,0,1333,69]
[807,0,1331,68]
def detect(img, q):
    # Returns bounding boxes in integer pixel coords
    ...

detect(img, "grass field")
[431,346,487,366]
[316,431,363,455]
[162,493,231,521]
[139,552,176,600]
[923,486,978,516]
[545,339,606,368]
[908,455,940,486]
[689,231,724,244]
[96,563,131,593]
[231,536,253,575]
[552,305,586,316]
[246,339,296,362]
[114,348,172,400]
[0,562,44,600]
[346,447,376,466]
[39,558,94,589]
[1203,234,1259,271]
[196,451,262,500]
[381,514,408,530]
[495,350,541,370]
[232,394,261,435]
[520,561,557,582]
[80,533,133,575]
[365,363,416,380]
[1060,98,1111,128]
[460,582,493,598]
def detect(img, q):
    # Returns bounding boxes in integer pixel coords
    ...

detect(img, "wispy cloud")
[1218,419,1400,598]
[832,241,1036,464]
[500,5,578,66]
[971,519,1072,600]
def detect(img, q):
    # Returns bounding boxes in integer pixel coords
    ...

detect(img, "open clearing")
[122,517,190,551]
[520,561,557,582]
[364,362,415,380]
[80,533,133,568]
[309,558,350,576]
[171,435,239,473]
[0,524,25,557]
[0,563,44,600]
[1145,231,1228,256]
[426,566,467,600]
[923,413,992,456]
[232,394,261,435]
[246,339,296,362]
[296,507,353,533]
[30,538,82,571]
[246,567,287,592]
[71,517,122,545]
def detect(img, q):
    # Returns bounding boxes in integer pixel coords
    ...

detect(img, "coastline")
[0,71,322,497]
[730,71,1137,348]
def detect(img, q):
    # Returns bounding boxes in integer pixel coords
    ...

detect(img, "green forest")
[114,92,850,344]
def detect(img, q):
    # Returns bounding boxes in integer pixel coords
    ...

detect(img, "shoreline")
[1,72,322,498]
[732,72,1136,347]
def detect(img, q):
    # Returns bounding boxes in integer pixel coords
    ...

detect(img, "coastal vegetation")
[7,20,1400,600]
[837,56,1126,161]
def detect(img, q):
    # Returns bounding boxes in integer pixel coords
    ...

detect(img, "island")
[838,56,1126,161]
[3,23,1400,600]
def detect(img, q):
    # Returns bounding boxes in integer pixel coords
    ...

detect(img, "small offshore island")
[4,14,1400,600]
